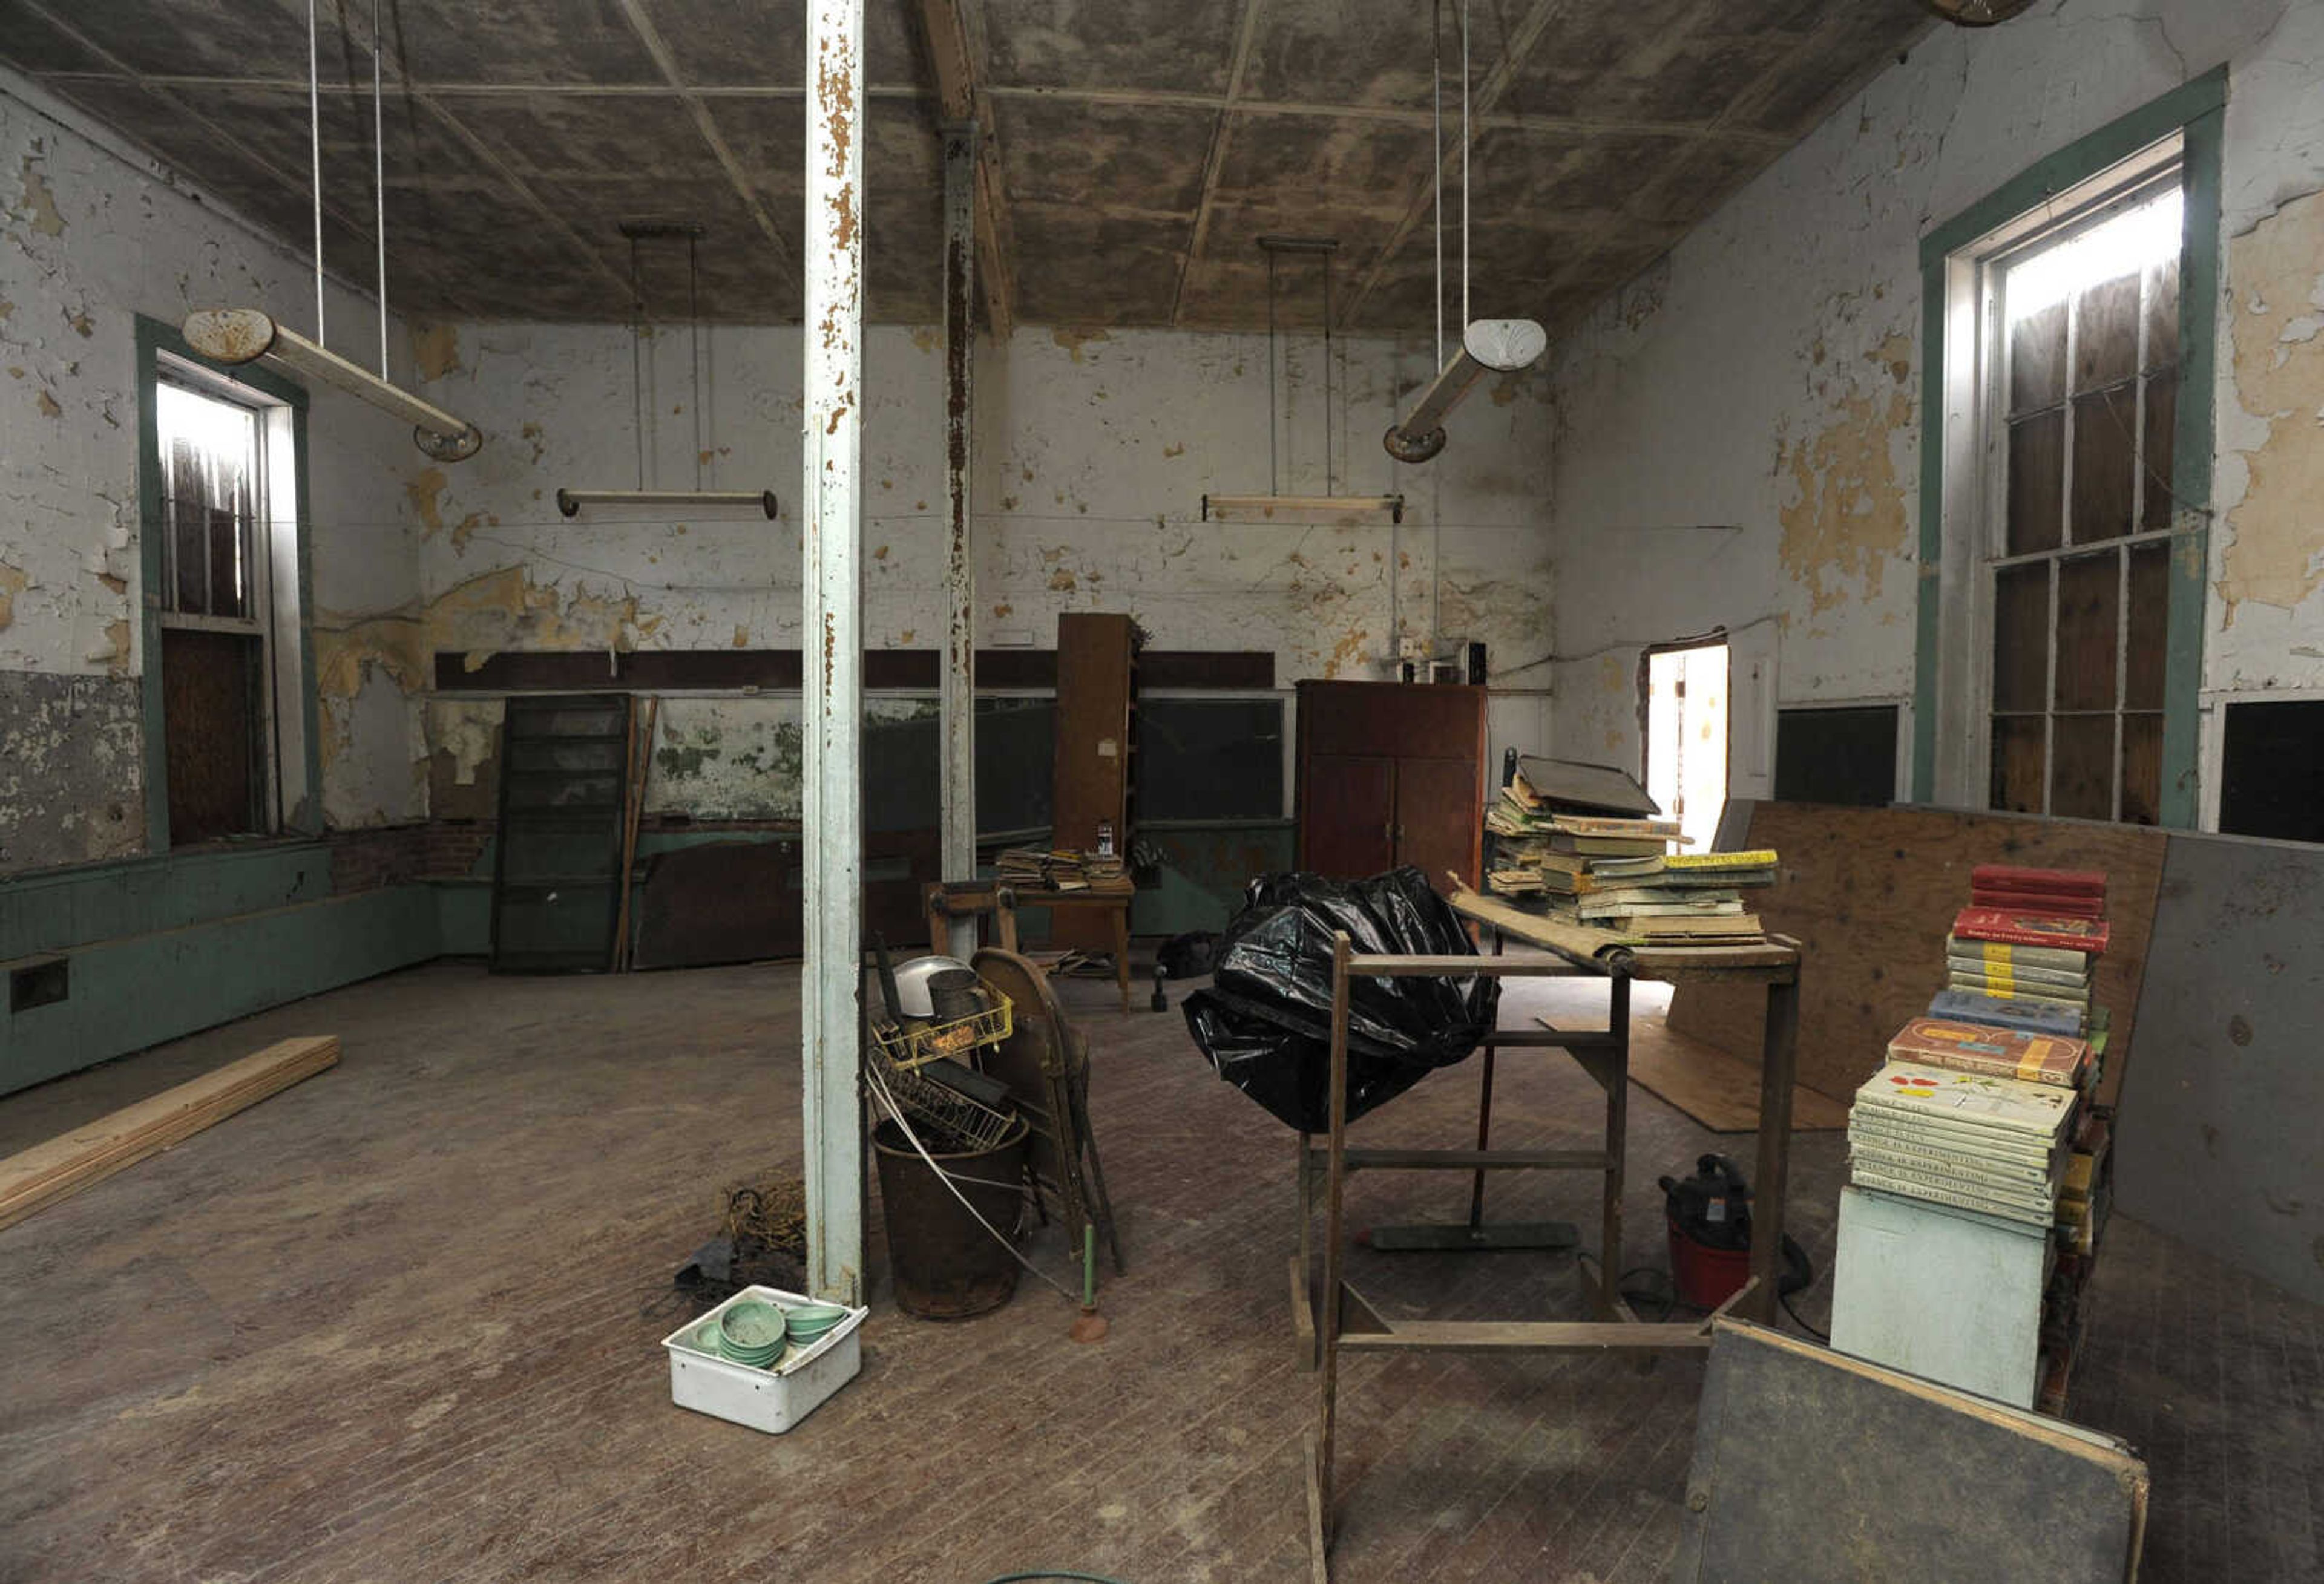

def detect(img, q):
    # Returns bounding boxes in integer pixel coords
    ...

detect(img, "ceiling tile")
[1245,0,1511,110]
[976,0,1242,96]
[387,0,660,87]
[429,93,712,181]
[636,0,923,88]
[990,96,1214,214]
[703,96,806,201]
[0,0,131,74]
[8,0,312,80]
[1008,200,1185,324]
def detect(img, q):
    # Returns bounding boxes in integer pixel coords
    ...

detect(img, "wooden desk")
[924,882,1135,1013]
[1301,889,1803,1576]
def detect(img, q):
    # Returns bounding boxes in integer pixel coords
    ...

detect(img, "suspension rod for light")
[1203,493,1404,525]
[183,309,484,462]
[556,488,778,519]
[1382,317,1546,464]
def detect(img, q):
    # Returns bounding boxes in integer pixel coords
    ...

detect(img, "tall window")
[156,373,278,842]
[1983,177,2181,823]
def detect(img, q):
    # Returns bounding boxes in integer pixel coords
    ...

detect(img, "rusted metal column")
[803,0,865,1307]
[939,119,978,956]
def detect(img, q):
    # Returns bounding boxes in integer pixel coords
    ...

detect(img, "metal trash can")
[873,1114,1030,1318]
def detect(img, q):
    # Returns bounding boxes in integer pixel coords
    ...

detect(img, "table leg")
[1600,975,1630,1321]
[997,901,1020,954]
[1315,933,1354,1548]
[1747,974,1801,1325]
[1113,901,1131,1013]
[1467,928,1505,1228]
[924,887,948,956]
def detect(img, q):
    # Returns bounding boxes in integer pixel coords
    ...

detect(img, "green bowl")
[785,1303,849,1344]
[718,1300,787,1352]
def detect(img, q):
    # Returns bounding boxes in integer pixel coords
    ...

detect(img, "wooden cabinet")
[1051,612,1137,949]
[1295,681,1487,893]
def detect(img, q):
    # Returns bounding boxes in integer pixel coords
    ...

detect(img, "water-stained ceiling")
[0,0,1931,331]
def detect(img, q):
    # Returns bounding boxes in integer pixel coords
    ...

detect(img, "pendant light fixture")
[183,0,482,462]
[1382,0,1544,465]
[556,222,779,520]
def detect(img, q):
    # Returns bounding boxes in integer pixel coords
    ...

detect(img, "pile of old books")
[1852,863,2121,1413]
[1934,866,2110,1038]
[993,845,1131,895]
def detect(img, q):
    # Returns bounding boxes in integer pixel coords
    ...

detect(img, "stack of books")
[1574,847,1775,943]
[1937,903,2109,1037]
[1972,863,2106,918]
[992,845,1131,895]
[1847,1017,2090,1228]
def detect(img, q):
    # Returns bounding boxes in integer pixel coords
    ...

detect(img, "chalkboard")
[1774,705,1897,807]
[2219,698,2324,842]
[1140,696,1284,820]
[859,699,1055,837]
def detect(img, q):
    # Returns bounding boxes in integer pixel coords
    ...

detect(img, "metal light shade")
[1383,318,1547,465]
[182,309,483,462]
[556,488,780,520]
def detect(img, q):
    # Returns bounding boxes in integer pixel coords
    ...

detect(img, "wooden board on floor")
[1618,1016,1848,1133]
[0,1036,338,1231]
[1667,803,2164,1105]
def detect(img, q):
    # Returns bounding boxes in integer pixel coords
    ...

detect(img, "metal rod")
[1265,243,1279,496]
[372,0,387,378]
[940,120,979,949]
[554,488,776,519]
[689,234,704,491]
[629,236,646,491]
[308,0,324,342]
[803,0,866,1309]
[1323,247,1334,495]
[1460,0,1470,332]
[1433,0,1443,368]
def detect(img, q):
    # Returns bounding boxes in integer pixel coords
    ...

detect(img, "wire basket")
[870,980,1014,1072]
[868,1058,1020,1154]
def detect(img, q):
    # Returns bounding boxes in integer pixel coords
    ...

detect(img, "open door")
[1727,622,1780,805]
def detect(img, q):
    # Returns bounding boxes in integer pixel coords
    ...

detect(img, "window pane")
[171,491,208,614]
[2007,410,2064,554]
[2052,715,2116,820]
[2074,273,2141,390]
[2145,253,2180,371]
[208,503,245,618]
[2141,371,2177,530]
[2055,551,2120,711]
[2125,543,2170,711]
[2009,299,2067,414]
[2070,388,2136,543]
[1993,563,2051,713]
[2120,713,2163,825]
[1991,717,2046,813]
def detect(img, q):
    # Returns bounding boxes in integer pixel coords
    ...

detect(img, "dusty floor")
[0,960,2316,1582]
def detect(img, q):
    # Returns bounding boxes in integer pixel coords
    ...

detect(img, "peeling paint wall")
[0,71,426,871]
[1546,0,2324,800]
[409,319,1557,816]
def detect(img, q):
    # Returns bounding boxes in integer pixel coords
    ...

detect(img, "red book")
[1971,888,2107,919]
[1972,865,2106,898]
[1952,906,2110,956]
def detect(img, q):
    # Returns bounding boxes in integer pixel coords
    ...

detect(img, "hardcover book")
[1971,889,2107,919]
[1663,849,1779,871]
[1926,989,2085,1038]
[1941,952,2091,989]
[1849,1165,2059,1229]
[1943,935,2092,974]
[1888,1018,2090,1090]
[1853,1059,2080,1139]
[1945,973,2091,1010]
[1849,1111,2064,1175]
[1848,1147,2061,1212]
[1971,864,2106,897]
[1952,908,2110,957]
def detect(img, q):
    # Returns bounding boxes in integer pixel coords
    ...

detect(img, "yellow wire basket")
[870,978,1014,1072]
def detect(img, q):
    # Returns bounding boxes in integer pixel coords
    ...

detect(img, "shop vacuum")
[1659,1154,1814,1310]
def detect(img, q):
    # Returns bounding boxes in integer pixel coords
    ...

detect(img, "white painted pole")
[939,119,978,958]
[803,0,865,1307]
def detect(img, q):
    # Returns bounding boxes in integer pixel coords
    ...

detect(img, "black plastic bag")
[1181,866,1498,1132]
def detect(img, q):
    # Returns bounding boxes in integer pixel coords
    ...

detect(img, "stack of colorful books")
[1847,1018,2090,1228]
[1936,878,2110,1038]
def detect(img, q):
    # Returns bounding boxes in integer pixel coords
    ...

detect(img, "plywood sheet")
[1675,1318,2147,1583]
[1667,803,2164,1104]
[1620,1013,1849,1134]
[2112,831,2324,1305]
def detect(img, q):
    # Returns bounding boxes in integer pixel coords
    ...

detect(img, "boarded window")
[2218,700,2324,843]
[1987,183,2179,823]
[1775,706,1897,807]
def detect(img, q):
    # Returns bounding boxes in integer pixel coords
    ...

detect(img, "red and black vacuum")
[1659,1154,1814,1311]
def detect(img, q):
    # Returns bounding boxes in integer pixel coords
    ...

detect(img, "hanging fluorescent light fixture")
[183,2,481,462]
[1383,0,1546,465]
[1203,494,1403,525]
[1382,316,1546,464]
[558,488,777,519]
[183,309,483,460]
[557,223,780,523]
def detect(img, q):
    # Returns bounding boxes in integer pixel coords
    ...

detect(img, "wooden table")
[1300,889,1803,1576]
[924,881,1135,1013]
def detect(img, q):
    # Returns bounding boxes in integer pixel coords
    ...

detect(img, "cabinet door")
[1394,756,1483,893]
[1300,754,1397,879]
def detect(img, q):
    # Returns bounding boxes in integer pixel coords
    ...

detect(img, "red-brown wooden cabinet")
[1294,680,1488,894]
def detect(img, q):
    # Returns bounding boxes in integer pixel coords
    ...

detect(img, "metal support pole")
[803,0,866,1307]
[940,119,979,958]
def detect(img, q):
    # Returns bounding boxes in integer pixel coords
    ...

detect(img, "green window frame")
[1914,69,2224,828]
[134,313,321,848]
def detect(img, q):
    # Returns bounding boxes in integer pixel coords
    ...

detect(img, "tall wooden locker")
[1050,612,1137,949]
[1295,680,1487,894]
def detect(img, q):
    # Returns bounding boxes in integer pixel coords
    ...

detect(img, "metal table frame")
[1299,915,1802,1574]
[924,880,1135,1013]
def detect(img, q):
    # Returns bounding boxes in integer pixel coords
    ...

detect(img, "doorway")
[1641,639,1730,855]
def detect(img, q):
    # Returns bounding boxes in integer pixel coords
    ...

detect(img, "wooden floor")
[0,961,2314,1582]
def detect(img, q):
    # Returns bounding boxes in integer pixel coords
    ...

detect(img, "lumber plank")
[0,1036,339,1231]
